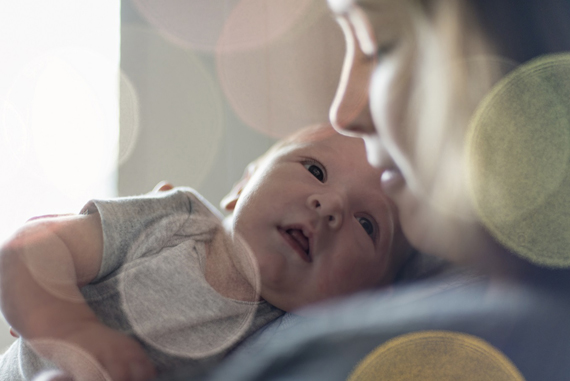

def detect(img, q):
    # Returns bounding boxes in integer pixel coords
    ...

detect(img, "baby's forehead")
[261,128,373,174]
[280,130,383,186]
[258,126,342,162]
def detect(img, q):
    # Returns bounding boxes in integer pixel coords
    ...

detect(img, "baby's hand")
[151,181,174,193]
[32,321,156,381]
[32,370,73,381]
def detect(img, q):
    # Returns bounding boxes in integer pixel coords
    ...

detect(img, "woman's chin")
[398,192,483,263]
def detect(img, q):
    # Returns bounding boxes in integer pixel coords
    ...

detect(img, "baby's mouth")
[286,228,311,261]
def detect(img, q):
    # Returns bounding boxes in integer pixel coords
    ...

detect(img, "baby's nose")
[307,193,344,230]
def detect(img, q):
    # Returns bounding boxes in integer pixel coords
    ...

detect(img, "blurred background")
[0,1,343,351]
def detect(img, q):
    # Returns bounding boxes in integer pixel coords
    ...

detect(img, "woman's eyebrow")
[357,0,391,12]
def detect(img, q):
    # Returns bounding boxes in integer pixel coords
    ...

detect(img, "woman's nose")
[329,16,376,137]
[307,193,344,230]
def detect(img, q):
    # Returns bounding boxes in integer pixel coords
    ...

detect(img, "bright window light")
[0,0,120,350]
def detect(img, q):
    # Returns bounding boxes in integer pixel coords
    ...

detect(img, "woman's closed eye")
[303,160,327,182]
[376,41,397,60]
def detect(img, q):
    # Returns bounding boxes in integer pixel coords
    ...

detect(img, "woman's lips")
[278,228,312,263]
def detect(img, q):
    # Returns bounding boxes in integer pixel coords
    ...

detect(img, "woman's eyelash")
[302,159,327,182]
[376,40,397,59]
[362,42,394,64]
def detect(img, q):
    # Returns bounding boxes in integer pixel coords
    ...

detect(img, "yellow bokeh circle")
[348,331,524,381]
[466,53,570,267]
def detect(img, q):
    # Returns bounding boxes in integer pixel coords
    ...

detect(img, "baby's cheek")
[319,258,378,298]
[316,264,345,299]
[257,253,288,286]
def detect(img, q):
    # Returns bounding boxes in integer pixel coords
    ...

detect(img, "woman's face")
[329,0,415,172]
[328,0,489,261]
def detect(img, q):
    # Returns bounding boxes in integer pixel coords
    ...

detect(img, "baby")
[0,124,411,381]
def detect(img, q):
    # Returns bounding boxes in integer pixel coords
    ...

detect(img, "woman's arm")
[0,214,156,381]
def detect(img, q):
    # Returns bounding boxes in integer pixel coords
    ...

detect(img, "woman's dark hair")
[470,0,570,64]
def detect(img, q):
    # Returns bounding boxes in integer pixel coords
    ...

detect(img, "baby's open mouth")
[286,228,311,261]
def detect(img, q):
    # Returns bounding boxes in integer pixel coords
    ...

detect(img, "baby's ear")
[220,163,255,211]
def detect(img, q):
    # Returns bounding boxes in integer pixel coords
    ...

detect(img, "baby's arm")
[0,214,156,381]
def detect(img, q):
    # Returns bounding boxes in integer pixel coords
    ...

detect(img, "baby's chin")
[274,292,359,316]
[258,285,315,313]
[260,285,363,314]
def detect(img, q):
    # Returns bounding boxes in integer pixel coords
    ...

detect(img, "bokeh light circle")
[217,0,345,138]
[397,55,517,219]
[130,0,240,51]
[131,0,312,52]
[217,0,312,53]
[348,331,524,381]
[466,54,570,267]
[118,73,140,167]
[19,219,90,303]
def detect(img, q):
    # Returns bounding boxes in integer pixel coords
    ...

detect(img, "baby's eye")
[303,161,326,182]
[357,216,375,237]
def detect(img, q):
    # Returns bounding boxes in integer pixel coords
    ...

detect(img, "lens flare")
[217,1,344,138]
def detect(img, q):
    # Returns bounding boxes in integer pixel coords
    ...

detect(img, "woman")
[194,1,570,380]
[328,0,570,273]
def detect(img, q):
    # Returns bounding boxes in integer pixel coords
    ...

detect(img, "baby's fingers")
[32,370,74,381]
[26,214,74,222]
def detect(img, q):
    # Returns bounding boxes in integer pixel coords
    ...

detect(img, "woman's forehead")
[335,0,412,47]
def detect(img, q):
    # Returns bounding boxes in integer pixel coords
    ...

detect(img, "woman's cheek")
[369,60,395,137]
[370,56,410,154]
[393,187,433,254]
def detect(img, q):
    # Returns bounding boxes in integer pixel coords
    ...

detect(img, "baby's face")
[230,130,403,311]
